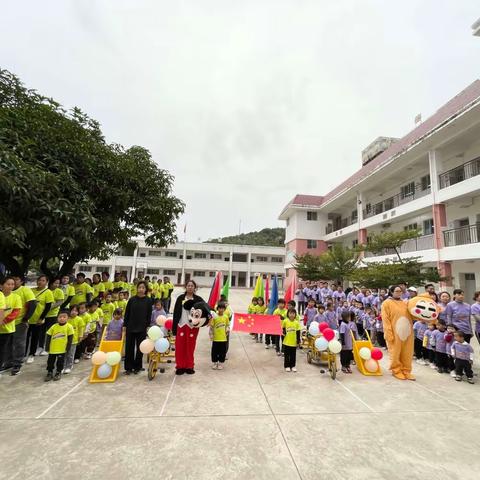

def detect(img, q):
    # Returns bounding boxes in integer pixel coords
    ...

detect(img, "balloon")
[139,338,155,354]
[444,333,453,343]
[319,322,329,332]
[97,363,112,379]
[155,338,170,353]
[371,348,383,361]
[359,347,372,360]
[91,351,107,365]
[164,319,173,330]
[364,358,378,373]
[156,315,167,327]
[148,326,162,341]
[105,351,121,366]
[308,322,320,336]
[314,337,329,351]
[323,328,335,342]
[328,339,342,354]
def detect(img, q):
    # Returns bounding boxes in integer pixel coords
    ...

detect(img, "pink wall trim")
[432,204,447,249]
[438,261,452,288]
[286,239,328,257]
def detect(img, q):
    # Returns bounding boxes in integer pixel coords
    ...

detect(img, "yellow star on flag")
[238,318,245,324]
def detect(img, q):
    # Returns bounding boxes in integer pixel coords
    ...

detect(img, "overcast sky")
[1,1,479,242]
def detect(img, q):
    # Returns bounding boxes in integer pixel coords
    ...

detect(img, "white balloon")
[147,326,163,341]
[308,322,320,336]
[328,339,342,354]
[359,347,372,360]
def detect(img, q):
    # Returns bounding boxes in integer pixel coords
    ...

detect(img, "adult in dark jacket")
[123,281,153,374]
[172,280,204,375]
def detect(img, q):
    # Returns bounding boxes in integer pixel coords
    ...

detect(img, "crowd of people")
[0,271,174,379]
[246,281,479,381]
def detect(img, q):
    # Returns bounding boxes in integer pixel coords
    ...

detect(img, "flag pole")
[181,224,187,285]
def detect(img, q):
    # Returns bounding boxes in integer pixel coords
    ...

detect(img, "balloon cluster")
[139,316,173,355]
[308,321,342,354]
[359,346,383,373]
[91,350,121,379]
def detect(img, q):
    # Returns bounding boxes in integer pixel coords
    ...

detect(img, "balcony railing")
[364,234,435,257]
[325,216,357,234]
[443,223,480,247]
[439,157,480,189]
[363,184,431,219]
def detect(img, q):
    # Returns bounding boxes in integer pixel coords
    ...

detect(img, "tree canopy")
[0,69,185,277]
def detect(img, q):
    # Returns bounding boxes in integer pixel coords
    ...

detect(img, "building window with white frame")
[400,181,415,199]
[271,256,283,263]
[193,271,205,277]
[147,268,159,275]
[210,253,222,260]
[404,223,418,231]
[194,252,207,259]
[307,211,318,221]
[165,251,177,257]
[149,251,162,256]
[307,240,317,249]
[423,219,434,235]
[163,269,175,275]
[256,256,268,262]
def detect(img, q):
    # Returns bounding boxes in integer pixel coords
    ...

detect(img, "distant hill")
[207,228,285,247]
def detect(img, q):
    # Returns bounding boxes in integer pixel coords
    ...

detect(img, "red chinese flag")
[233,313,282,335]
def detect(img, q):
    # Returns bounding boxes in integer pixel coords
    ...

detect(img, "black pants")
[211,341,227,363]
[273,335,281,352]
[340,349,353,368]
[0,333,13,368]
[476,332,480,346]
[356,323,364,338]
[283,345,297,368]
[39,317,57,350]
[414,338,424,359]
[265,334,273,346]
[376,331,386,348]
[47,353,65,373]
[125,331,145,371]
[298,301,306,315]
[26,323,42,356]
[8,321,28,369]
[435,351,449,370]
[427,348,435,363]
[447,355,455,371]
[463,333,472,344]
[455,358,473,378]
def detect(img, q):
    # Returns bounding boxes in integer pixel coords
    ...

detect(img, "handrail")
[439,156,480,189]
[443,223,480,247]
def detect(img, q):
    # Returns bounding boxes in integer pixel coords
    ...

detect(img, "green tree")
[0,69,185,277]
[352,230,444,287]
[208,227,285,247]
[294,244,360,284]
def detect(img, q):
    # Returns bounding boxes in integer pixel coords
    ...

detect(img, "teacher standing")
[172,280,204,375]
[123,280,152,375]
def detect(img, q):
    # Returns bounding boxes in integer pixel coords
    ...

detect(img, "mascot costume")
[173,300,212,375]
[382,292,438,380]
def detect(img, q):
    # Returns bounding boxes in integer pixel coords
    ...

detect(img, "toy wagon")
[305,333,337,380]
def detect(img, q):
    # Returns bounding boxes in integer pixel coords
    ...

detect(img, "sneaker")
[285,367,291,372]
[276,352,282,356]
[342,367,347,373]
[291,367,297,372]
[265,345,270,349]
[39,350,48,357]
[217,364,224,370]
[11,368,21,376]
[450,370,456,378]
[212,363,218,370]
[430,364,437,369]
[467,377,475,384]
[44,373,53,382]
[347,367,353,374]
[437,368,444,374]
[53,372,61,381]
[415,359,424,365]
[74,359,80,364]
[26,356,34,364]
[455,375,462,382]
[63,368,71,374]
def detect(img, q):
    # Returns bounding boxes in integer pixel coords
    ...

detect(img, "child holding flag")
[282,308,301,372]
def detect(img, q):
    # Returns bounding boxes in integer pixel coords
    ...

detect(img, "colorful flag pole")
[267,275,278,314]
[253,274,264,299]
[221,272,231,300]
[208,271,223,308]
[264,276,270,305]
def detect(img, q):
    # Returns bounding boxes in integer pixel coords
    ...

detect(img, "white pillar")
[428,150,440,202]
[181,241,187,285]
[110,255,116,280]
[131,245,139,282]
[356,191,364,227]
[246,250,252,287]
[229,246,233,286]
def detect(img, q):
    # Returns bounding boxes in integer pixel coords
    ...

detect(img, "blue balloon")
[314,337,329,351]
[155,338,170,353]
[97,363,112,379]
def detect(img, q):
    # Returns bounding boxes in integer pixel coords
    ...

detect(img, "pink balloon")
[91,351,106,365]
[323,328,335,342]
[364,358,378,373]
[371,348,383,361]
[139,339,155,354]
[156,315,167,327]
[319,322,329,332]
[164,319,173,330]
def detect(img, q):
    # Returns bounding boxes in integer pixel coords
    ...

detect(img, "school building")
[279,79,480,301]
[74,240,285,288]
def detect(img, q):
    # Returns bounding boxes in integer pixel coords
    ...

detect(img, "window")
[307,240,317,249]
[421,174,431,191]
[352,239,359,248]
[95,266,110,273]
[149,251,162,256]
[210,253,222,260]
[79,265,92,272]
[256,256,268,262]
[404,223,418,231]
[232,253,247,262]
[186,255,192,260]
[147,268,159,275]
[271,256,283,263]
[209,272,216,277]
[165,251,177,257]
[423,219,434,235]
[194,252,206,259]
[118,247,135,256]
[351,210,358,222]
[139,253,146,257]
[193,271,205,277]
[365,203,372,214]
[307,211,318,221]
[163,269,175,275]
[400,181,415,199]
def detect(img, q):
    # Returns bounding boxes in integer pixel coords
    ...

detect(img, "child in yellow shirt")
[45,310,74,381]
[210,302,230,370]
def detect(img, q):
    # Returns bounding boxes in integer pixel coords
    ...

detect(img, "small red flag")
[233,313,282,335]
[284,278,295,305]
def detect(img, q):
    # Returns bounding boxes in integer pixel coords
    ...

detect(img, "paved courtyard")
[1,288,480,480]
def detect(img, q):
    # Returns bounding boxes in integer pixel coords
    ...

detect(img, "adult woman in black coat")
[172,280,204,375]
[123,281,153,375]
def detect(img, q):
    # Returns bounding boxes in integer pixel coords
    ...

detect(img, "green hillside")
[207,228,285,247]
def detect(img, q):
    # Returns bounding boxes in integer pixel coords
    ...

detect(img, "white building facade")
[280,80,480,301]
[74,240,285,288]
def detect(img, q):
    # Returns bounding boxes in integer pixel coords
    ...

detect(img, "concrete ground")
[1,288,480,480]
